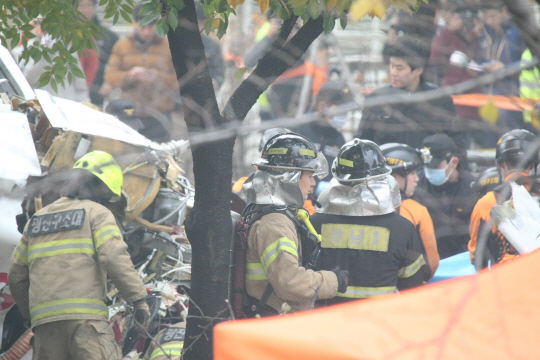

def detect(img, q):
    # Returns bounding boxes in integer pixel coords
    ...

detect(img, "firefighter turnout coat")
[143,322,185,360]
[311,212,427,304]
[245,212,338,313]
[9,197,147,328]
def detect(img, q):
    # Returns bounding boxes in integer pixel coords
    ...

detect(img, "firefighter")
[380,143,439,280]
[240,133,348,316]
[9,150,150,360]
[311,139,427,304]
[143,322,185,360]
[469,129,540,268]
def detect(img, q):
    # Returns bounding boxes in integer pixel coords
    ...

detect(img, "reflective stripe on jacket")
[311,212,427,303]
[245,212,338,313]
[9,197,147,327]
[520,48,540,123]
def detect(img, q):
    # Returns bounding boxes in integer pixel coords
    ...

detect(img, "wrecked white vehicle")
[0,45,192,358]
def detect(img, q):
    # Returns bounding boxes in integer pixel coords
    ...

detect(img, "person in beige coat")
[240,132,348,316]
[9,151,150,360]
[104,6,178,142]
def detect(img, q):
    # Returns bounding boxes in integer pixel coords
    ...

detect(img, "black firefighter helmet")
[332,138,391,182]
[471,166,500,197]
[380,143,429,176]
[254,132,329,179]
[495,129,539,170]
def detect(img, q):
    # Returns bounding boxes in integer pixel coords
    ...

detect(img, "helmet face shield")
[254,152,329,179]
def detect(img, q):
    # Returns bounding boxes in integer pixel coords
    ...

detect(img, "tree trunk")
[167,3,324,358]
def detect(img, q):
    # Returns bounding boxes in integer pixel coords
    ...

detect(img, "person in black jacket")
[296,80,350,182]
[312,139,427,305]
[415,134,477,259]
[357,36,468,167]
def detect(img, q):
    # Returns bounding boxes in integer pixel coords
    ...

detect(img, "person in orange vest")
[380,143,439,280]
[469,129,540,268]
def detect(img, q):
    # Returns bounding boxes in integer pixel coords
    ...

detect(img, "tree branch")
[223,16,324,122]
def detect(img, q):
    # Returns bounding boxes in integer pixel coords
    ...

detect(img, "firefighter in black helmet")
[311,139,427,304]
[381,143,439,280]
[469,129,540,268]
[239,132,348,316]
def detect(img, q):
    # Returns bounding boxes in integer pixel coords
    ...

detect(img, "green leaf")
[168,11,178,30]
[71,66,85,79]
[323,14,335,34]
[99,0,107,6]
[50,78,58,93]
[291,0,308,9]
[339,12,347,29]
[234,67,248,79]
[121,4,135,15]
[113,11,120,24]
[156,18,169,37]
[217,16,227,39]
[140,13,160,26]
[336,0,351,13]
[277,7,290,20]
[293,6,305,16]
[120,10,132,23]
[204,15,213,35]
[309,0,320,19]
[171,0,185,11]
[38,73,50,88]
[68,72,73,85]
[139,2,156,16]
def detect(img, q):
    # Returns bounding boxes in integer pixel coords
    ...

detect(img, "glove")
[331,267,349,293]
[132,299,151,331]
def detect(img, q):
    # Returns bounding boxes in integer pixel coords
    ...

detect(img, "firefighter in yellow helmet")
[9,150,150,360]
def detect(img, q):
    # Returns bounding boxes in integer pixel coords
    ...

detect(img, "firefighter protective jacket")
[468,172,533,267]
[399,198,439,280]
[143,322,185,360]
[311,212,427,304]
[9,197,147,328]
[245,212,338,312]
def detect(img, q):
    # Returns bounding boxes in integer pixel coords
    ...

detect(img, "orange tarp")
[214,248,540,360]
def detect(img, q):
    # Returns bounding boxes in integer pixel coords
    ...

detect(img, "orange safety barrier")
[452,94,536,112]
[360,89,537,112]
[214,247,540,360]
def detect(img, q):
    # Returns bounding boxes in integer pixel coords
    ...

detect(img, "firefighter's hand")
[331,267,349,293]
[133,299,151,331]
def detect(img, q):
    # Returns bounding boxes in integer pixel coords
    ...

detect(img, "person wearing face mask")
[469,129,540,268]
[381,143,439,280]
[311,139,427,304]
[415,134,476,260]
[240,133,347,316]
[295,80,350,183]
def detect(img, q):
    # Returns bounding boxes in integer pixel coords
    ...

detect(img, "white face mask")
[331,115,348,129]
[425,162,454,186]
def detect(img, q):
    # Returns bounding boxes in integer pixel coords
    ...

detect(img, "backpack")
[230,204,321,319]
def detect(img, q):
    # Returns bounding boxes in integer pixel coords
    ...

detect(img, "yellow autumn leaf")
[327,0,337,11]
[212,18,221,30]
[259,0,269,14]
[229,0,238,10]
[350,0,370,20]
[479,99,499,124]
[371,1,387,18]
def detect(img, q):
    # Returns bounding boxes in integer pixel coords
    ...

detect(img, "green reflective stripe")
[30,298,108,323]
[398,254,426,278]
[268,148,288,155]
[245,262,268,280]
[339,158,354,168]
[336,286,396,298]
[14,242,28,265]
[93,225,121,248]
[150,344,183,359]
[27,238,95,261]
[260,237,298,272]
[298,149,315,157]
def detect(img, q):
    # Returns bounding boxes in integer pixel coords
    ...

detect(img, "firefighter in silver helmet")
[311,139,427,304]
[240,132,348,316]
